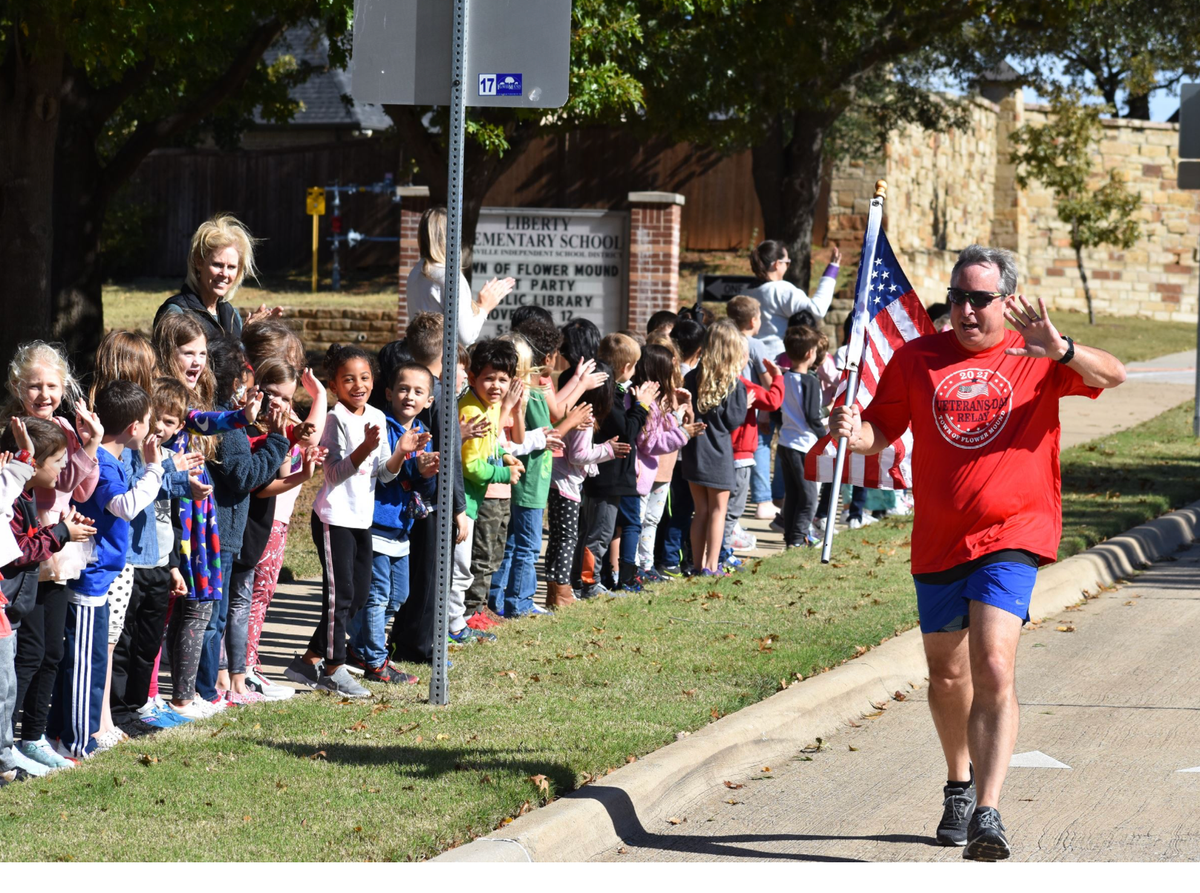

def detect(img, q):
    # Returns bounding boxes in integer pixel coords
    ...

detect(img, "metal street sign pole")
[430,0,470,707]
[1179,83,1200,437]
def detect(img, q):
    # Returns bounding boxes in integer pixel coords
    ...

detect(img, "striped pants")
[46,600,108,758]
[308,514,372,666]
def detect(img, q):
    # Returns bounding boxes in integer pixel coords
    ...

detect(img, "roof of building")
[254,25,391,131]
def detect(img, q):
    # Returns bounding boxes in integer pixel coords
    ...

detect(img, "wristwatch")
[1057,335,1075,365]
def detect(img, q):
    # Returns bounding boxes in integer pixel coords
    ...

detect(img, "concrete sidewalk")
[595,537,1200,862]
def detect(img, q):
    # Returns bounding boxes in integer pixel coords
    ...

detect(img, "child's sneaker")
[246,667,295,701]
[7,745,52,776]
[365,663,419,685]
[140,703,190,727]
[225,690,267,706]
[769,518,785,535]
[699,567,726,578]
[657,563,683,579]
[730,525,757,551]
[344,647,368,676]
[466,610,499,631]
[639,566,666,584]
[527,604,550,615]
[20,737,73,770]
[316,666,371,699]
[284,655,323,690]
[579,582,608,599]
[170,699,210,721]
[449,626,495,644]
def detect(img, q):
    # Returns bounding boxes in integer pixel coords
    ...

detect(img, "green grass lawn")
[3,400,1197,861]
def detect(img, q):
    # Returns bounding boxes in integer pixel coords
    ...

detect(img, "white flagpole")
[820,179,887,564]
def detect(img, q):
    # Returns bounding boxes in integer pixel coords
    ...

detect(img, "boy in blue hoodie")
[347,363,438,684]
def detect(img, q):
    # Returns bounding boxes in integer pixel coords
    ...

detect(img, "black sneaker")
[116,717,161,739]
[963,806,1011,861]
[936,779,976,846]
[365,663,419,685]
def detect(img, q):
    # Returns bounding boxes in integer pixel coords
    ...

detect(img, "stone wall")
[251,307,399,356]
[831,88,1200,324]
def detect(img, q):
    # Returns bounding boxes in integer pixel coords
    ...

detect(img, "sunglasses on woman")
[945,287,1008,309]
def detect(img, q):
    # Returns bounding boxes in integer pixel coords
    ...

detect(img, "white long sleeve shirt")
[313,402,397,529]
[405,262,488,347]
[748,273,838,357]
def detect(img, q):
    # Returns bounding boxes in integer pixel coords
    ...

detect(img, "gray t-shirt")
[741,335,769,385]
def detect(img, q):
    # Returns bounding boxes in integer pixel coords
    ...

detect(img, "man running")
[830,245,1126,860]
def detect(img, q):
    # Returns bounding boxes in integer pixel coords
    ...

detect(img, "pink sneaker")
[225,690,267,706]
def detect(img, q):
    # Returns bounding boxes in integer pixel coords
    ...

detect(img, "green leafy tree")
[0,1,353,367]
[384,0,645,248]
[1002,0,1200,119]
[633,1,1074,289]
[1009,88,1141,324]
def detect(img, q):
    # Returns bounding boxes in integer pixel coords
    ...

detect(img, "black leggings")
[167,598,214,701]
[12,582,69,741]
[309,514,373,666]
[110,566,172,724]
[545,490,581,586]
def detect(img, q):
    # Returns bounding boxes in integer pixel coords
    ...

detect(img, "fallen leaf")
[871,700,889,710]
[626,755,637,764]
[893,691,907,701]
[242,815,252,822]
[725,799,743,805]
[617,846,628,854]
[848,745,859,752]
[667,816,686,825]
[138,754,159,766]
[529,774,550,794]
[480,774,493,785]
[497,670,518,679]
[308,750,327,761]
[723,781,744,790]
[681,688,696,698]
[275,781,288,791]
[436,733,450,741]
[347,720,369,732]
[1056,624,1076,633]
[761,766,771,772]
[847,719,861,728]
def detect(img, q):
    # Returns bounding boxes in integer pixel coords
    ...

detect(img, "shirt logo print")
[932,369,1014,450]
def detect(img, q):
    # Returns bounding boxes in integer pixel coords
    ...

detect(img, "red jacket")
[733,374,784,461]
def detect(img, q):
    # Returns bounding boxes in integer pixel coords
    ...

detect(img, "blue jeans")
[349,549,410,668]
[196,548,234,702]
[489,505,544,616]
[752,428,774,504]
[616,494,642,583]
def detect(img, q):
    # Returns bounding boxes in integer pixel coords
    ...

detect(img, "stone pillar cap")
[397,186,431,198]
[628,191,686,206]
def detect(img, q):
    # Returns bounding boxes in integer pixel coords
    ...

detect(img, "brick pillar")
[627,191,685,332]
[396,186,431,335]
[992,88,1028,259]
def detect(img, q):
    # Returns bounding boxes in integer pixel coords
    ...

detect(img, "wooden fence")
[119,127,816,276]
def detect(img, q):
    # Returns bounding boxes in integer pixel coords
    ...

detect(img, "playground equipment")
[305,174,403,292]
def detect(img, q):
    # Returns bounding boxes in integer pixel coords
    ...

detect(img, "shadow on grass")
[258,739,578,794]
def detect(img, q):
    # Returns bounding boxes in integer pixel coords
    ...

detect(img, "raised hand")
[683,421,707,439]
[0,451,9,470]
[10,416,35,456]
[564,400,592,431]
[396,429,432,456]
[829,245,842,267]
[460,413,491,441]
[501,378,526,414]
[302,445,328,477]
[245,303,285,327]
[762,358,782,379]
[543,428,566,452]
[745,389,757,411]
[174,451,205,473]
[189,476,213,501]
[264,401,289,436]
[417,451,440,478]
[301,367,323,399]
[478,277,516,314]
[242,387,264,425]
[74,401,104,447]
[632,380,660,406]
[64,510,97,542]
[141,433,161,466]
[606,436,632,458]
[1003,295,1069,360]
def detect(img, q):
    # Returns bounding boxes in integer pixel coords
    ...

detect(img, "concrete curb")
[435,500,1200,863]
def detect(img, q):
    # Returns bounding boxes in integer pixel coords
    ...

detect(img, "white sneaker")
[4,745,50,777]
[170,700,209,720]
[246,667,295,701]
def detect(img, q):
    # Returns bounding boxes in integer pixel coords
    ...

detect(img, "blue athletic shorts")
[913,562,1037,634]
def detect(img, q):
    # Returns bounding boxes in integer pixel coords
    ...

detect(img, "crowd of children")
[0,226,863,782]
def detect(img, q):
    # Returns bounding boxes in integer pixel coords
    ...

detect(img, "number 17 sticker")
[478,73,522,97]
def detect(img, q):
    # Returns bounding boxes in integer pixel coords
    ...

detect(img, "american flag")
[804,227,934,489]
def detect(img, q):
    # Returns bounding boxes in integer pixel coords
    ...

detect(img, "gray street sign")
[351,0,572,108]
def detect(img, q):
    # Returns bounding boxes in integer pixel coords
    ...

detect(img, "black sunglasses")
[946,287,1007,309]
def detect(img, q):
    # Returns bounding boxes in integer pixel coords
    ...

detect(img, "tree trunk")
[0,23,64,365]
[49,76,108,372]
[750,110,831,293]
[1125,92,1151,120]
[1074,241,1094,325]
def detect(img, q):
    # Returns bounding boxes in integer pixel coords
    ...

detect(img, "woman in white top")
[746,241,841,358]
[406,206,516,347]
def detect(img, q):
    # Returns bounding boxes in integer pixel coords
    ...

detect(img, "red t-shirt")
[864,329,1102,574]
